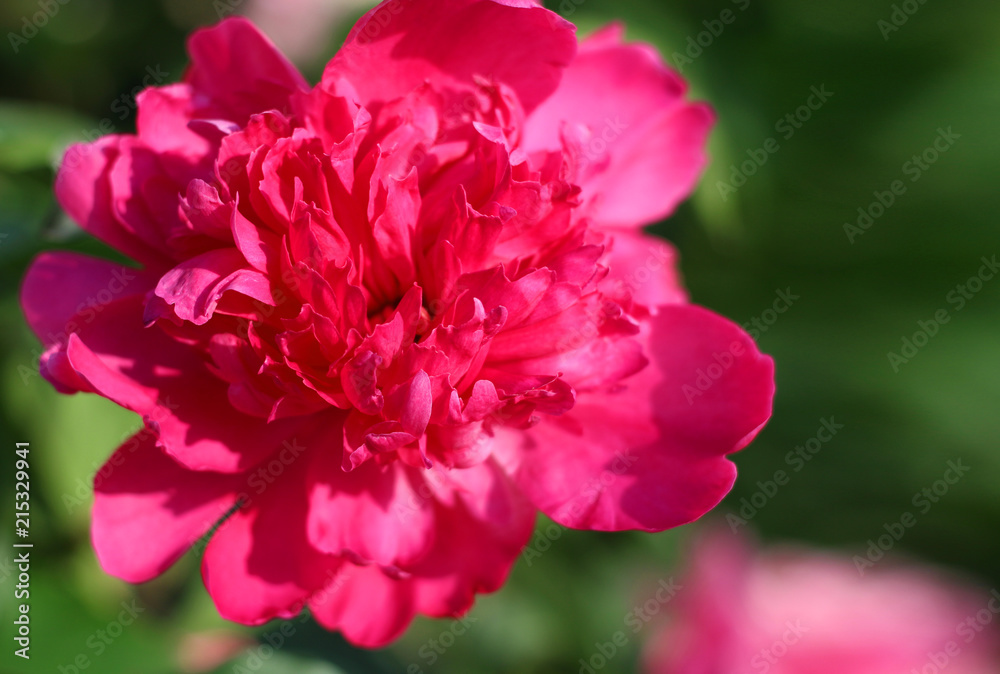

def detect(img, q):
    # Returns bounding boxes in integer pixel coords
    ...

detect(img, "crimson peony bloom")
[643,532,1000,674]
[21,1,774,647]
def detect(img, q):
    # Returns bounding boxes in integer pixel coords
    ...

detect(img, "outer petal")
[55,137,172,269]
[202,434,339,625]
[185,17,309,124]
[523,24,714,228]
[308,459,535,648]
[496,305,775,531]
[20,251,156,348]
[307,450,436,568]
[324,0,577,114]
[309,563,417,649]
[409,459,536,617]
[92,431,240,583]
[52,295,307,473]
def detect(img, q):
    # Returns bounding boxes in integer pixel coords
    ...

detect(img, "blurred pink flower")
[243,0,372,63]
[22,0,774,647]
[644,531,1000,674]
[176,630,254,673]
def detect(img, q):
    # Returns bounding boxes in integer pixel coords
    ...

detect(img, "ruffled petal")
[135,84,219,184]
[600,232,688,311]
[308,458,534,647]
[154,248,277,325]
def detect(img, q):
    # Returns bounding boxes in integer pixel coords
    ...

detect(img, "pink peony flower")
[643,531,1000,674]
[21,1,774,647]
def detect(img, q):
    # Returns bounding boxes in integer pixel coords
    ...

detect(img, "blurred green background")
[1,0,998,672]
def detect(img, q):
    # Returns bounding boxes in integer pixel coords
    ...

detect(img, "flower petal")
[308,458,534,647]
[524,25,714,228]
[497,305,774,531]
[92,431,240,583]
[410,459,535,616]
[202,440,339,625]
[307,446,436,568]
[600,232,688,312]
[186,17,309,124]
[324,0,577,113]
[55,138,172,269]
[54,295,307,473]
[154,248,277,325]
[135,84,218,183]
[20,251,156,348]
[309,563,416,649]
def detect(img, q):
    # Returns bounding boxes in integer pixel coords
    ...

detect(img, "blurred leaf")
[0,566,175,674]
[2,362,138,533]
[0,101,89,172]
